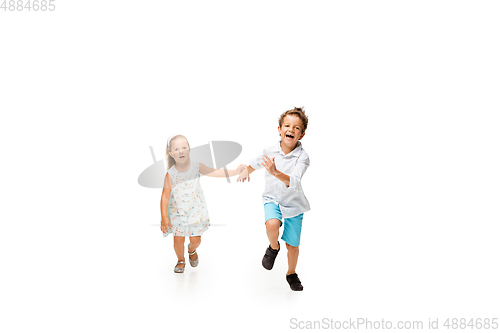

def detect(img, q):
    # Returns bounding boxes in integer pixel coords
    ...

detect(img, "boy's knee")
[266,219,281,230]
[286,243,299,251]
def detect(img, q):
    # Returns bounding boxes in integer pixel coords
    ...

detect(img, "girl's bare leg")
[173,236,185,268]
[188,236,201,260]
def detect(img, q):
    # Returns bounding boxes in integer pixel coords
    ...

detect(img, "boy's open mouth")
[285,133,295,139]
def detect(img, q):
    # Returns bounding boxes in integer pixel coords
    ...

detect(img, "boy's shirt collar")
[272,140,303,157]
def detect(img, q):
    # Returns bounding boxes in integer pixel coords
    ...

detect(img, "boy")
[237,107,310,291]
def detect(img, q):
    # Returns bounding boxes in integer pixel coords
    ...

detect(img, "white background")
[1,1,499,332]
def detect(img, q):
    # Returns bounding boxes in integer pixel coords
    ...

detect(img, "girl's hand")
[262,155,278,176]
[236,164,247,174]
[237,167,250,182]
[161,218,171,234]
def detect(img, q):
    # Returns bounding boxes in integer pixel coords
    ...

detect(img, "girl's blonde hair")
[166,134,190,169]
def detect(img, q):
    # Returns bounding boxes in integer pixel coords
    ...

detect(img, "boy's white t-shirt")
[249,140,310,218]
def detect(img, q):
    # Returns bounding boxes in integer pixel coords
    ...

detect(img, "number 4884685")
[1,0,56,11]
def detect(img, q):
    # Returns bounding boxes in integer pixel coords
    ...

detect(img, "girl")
[160,134,246,273]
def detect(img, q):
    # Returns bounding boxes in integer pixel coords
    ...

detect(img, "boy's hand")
[262,155,278,176]
[237,167,250,182]
[161,218,171,234]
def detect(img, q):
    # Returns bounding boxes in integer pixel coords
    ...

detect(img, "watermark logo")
[290,318,425,330]
[138,141,242,188]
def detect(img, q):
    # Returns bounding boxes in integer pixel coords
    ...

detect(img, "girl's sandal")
[174,261,185,273]
[188,244,199,267]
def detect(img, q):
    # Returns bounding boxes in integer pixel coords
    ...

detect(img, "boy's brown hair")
[279,107,308,134]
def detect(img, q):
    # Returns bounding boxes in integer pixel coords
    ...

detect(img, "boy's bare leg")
[286,243,299,275]
[173,236,185,268]
[188,236,201,260]
[266,219,281,250]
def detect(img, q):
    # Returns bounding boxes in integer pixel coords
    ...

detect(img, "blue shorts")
[264,202,303,247]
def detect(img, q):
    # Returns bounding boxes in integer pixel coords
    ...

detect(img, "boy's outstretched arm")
[237,165,255,182]
[199,163,247,178]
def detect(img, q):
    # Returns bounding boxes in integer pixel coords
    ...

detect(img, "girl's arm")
[199,163,247,178]
[237,165,255,182]
[160,173,172,234]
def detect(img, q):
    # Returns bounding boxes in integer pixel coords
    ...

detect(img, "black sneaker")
[262,244,280,270]
[286,273,304,291]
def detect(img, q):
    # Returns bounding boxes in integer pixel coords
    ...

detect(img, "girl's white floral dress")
[164,161,210,237]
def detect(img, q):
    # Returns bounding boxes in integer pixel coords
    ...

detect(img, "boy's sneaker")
[262,244,280,270]
[286,273,304,291]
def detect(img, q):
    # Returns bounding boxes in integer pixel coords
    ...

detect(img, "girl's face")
[169,138,190,163]
[278,115,305,147]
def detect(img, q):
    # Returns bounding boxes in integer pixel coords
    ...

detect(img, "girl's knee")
[286,243,299,251]
[173,236,185,244]
[189,236,201,245]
